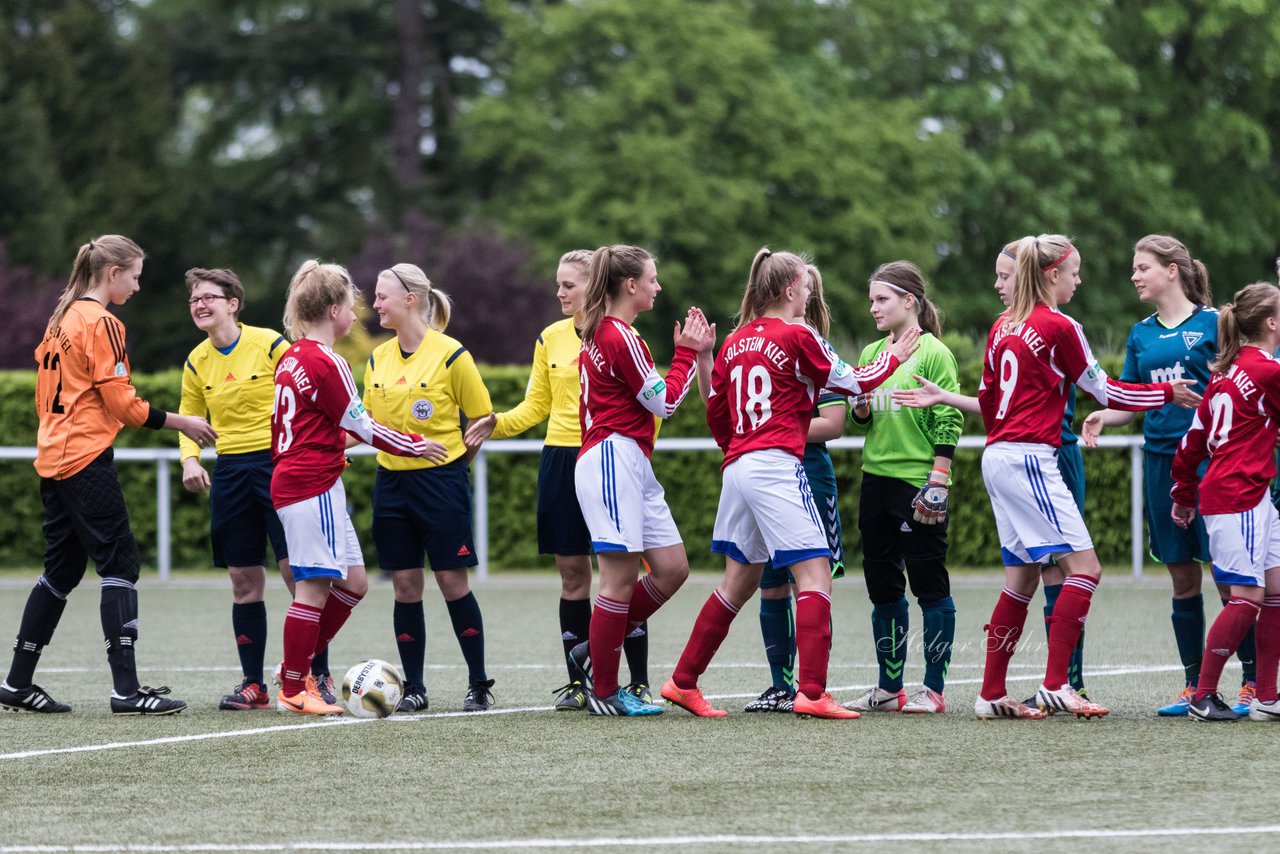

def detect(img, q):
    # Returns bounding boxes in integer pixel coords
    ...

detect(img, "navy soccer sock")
[759,596,795,693]
[920,596,956,694]
[446,592,487,683]
[1172,594,1205,687]
[393,600,427,688]
[231,601,267,686]
[872,596,909,693]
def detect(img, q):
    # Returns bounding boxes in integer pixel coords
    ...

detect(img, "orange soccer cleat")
[659,678,727,717]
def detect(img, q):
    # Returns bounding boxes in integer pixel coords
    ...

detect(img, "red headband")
[1041,244,1075,272]
[788,270,806,289]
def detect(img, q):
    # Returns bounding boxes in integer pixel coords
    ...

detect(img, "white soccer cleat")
[974,694,1047,720]
[1248,698,1280,722]
[1035,684,1110,719]
[842,686,907,712]
[901,687,946,714]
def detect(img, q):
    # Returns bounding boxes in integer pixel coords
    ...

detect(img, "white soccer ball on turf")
[341,659,403,718]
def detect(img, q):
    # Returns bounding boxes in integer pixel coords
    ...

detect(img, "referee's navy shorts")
[373,459,478,572]
[537,445,591,557]
[210,450,287,568]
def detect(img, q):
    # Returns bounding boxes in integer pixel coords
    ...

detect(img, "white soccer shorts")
[574,435,682,554]
[982,442,1093,566]
[1203,494,1280,587]
[276,477,364,581]
[711,449,830,567]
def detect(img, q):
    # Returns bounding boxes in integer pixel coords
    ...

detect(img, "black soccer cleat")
[0,681,71,714]
[463,679,495,712]
[397,684,429,713]
[110,685,187,716]
[567,641,593,689]
[1186,692,1241,722]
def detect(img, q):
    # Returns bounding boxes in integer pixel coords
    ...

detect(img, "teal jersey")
[1120,306,1218,455]
[1061,386,1078,446]
[855,333,962,486]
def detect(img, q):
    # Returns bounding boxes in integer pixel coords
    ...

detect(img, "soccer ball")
[341,659,403,718]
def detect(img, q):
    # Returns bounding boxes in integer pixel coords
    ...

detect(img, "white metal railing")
[0,435,1148,580]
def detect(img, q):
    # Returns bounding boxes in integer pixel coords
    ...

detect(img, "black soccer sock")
[559,597,591,681]
[394,600,427,687]
[100,580,140,697]
[231,601,268,687]
[6,578,69,689]
[311,646,330,678]
[446,592,487,683]
[623,620,650,686]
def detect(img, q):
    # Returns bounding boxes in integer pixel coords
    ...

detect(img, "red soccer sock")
[626,575,669,633]
[590,595,630,698]
[795,590,833,701]
[282,603,323,696]
[1044,574,1098,688]
[671,590,739,689]
[314,586,364,663]
[1251,596,1280,703]
[980,587,1030,701]
[1195,598,1262,702]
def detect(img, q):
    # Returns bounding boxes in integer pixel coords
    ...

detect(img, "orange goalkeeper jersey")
[35,298,161,479]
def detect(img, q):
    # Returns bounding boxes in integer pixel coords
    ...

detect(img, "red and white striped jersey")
[1171,346,1280,515]
[979,303,1172,446]
[271,338,428,508]
[578,316,697,459]
[706,317,898,467]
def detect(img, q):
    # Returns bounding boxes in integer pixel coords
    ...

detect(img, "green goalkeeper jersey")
[854,333,962,486]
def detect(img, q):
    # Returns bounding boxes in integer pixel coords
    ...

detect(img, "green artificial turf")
[0,571,1274,852]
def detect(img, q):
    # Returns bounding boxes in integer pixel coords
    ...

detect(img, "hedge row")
[0,337,1144,570]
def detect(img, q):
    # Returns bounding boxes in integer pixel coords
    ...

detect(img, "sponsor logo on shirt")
[1151,363,1187,384]
[412,399,434,420]
[114,362,127,377]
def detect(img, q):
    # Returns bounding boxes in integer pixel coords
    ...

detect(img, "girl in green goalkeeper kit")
[845,261,961,715]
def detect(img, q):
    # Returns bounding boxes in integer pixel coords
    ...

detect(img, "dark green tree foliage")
[459,0,964,356]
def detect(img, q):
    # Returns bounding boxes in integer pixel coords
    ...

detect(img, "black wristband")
[143,404,167,431]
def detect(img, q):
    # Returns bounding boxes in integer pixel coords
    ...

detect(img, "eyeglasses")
[188,294,230,307]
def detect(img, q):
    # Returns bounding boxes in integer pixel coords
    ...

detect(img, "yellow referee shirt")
[179,324,288,461]
[492,318,583,447]
[363,330,493,469]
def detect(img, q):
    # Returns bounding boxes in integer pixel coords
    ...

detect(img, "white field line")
[0,664,1184,763]
[0,705,546,761]
[4,825,1280,851]
[36,660,1219,674]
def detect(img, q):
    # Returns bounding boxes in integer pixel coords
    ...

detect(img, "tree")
[459,0,965,354]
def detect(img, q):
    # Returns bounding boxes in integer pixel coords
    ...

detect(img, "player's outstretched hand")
[419,439,450,464]
[885,326,921,364]
[1171,502,1196,530]
[675,307,714,353]
[464,413,497,449]
[1080,411,1105,449]
[177,415,218,447]
[1169,379,1201,408]
[181,457,211,494]
[892,374,944,408]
